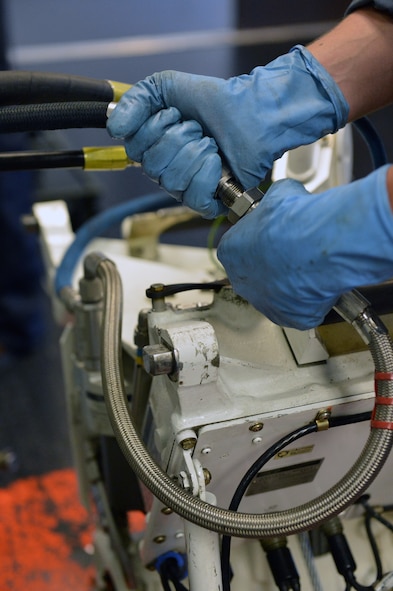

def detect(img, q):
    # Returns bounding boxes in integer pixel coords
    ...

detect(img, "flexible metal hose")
[94,255,393,538]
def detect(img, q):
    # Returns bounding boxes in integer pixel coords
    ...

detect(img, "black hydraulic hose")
[0,146,136,172]
[0,149,85,170]
[0,71,114,105]
[0,101,108,133]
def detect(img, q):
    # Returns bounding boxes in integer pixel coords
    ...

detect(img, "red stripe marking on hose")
[372,372,393,430]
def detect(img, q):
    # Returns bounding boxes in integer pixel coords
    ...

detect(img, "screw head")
[161,507,173,515]
[203,468,212,485]
[249,422,264,432]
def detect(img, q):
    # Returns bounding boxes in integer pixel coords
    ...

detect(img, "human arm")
[307,7,393,121]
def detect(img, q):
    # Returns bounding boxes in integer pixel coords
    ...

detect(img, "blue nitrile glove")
[217,165,393,330]
[107,45,348,219]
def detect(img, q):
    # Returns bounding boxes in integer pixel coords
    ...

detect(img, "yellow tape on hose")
[108,80,132,101]
[83,146,138,170]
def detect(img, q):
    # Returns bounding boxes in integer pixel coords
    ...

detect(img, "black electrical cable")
[0,101,108,133]
[364,512,383,581]
[221,422,317,591]
[323,519,375,591]
[358,496,393,534]
[0,71,114,105]
[352,494,393,586]
[221,411,371,591]
[157,557,189,591]
[344,571,374,591]
[0,149,85,170]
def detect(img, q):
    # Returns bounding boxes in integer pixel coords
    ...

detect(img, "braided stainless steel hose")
[93,254,393,538]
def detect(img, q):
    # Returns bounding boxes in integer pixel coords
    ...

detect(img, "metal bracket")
[179,449,207,501]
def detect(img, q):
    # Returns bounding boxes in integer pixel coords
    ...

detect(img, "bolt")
[143,344,177,376]
[150,283,164,292]
[203,468,212,485]
[252,436,263,444]
[249,422,264,432]
[149,283,166,311]
[153,535,166,544]
[161,507,173,515]
[201,447,211,455]
[180,437,197,450]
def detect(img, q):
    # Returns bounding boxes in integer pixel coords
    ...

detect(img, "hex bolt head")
[143,344,176,376]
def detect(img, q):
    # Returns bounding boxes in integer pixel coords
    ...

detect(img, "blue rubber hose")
[54,192,174,295]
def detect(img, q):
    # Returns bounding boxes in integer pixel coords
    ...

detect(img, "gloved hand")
[107,45,348,218]
[217,165,393,330]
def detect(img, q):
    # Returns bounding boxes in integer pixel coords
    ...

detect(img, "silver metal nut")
[228,187,264,223]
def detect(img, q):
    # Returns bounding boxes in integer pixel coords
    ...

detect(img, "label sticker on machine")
[274,445,314,459]
[246,459,324,496]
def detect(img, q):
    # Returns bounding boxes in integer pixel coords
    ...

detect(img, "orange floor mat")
[0,468,95,591]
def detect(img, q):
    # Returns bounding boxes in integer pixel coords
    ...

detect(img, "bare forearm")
[307,8,393,121]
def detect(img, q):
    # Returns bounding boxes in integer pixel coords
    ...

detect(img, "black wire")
[221,422,317,591]
[345,571,374,591]
[229,423,319,513]
[364,513,383,581]
[221,412,371,591]
[159,573,173,591]
[359,496,393,534]
[329,412,371,427]
[158,559,189,591]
